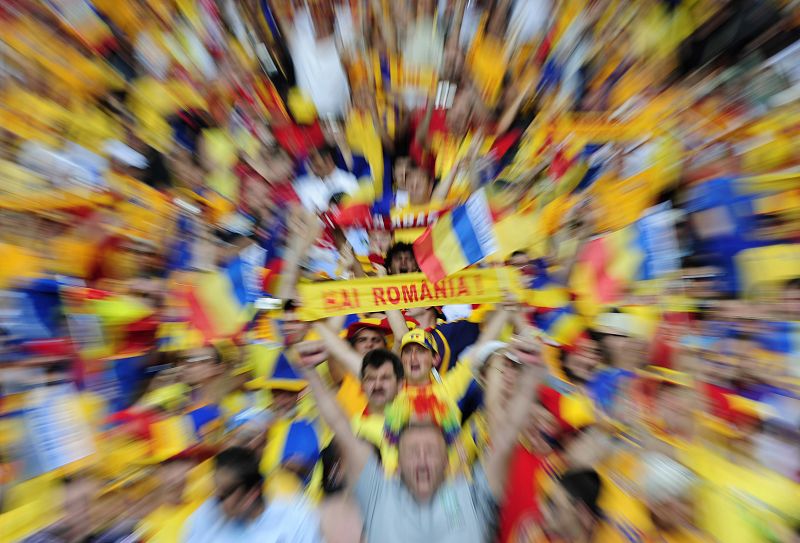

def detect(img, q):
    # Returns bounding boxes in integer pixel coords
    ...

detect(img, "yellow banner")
[297,268,523,321]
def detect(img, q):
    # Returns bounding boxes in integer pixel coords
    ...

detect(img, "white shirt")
[294,168,360,214]
[181,498,322,543]
[289,8,350,119]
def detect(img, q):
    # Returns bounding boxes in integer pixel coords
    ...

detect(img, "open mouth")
[410,362,421,373]
[415,466,431,485]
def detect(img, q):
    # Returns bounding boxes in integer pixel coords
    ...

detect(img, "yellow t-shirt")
[137,503,199,543]
[337,373,368,419]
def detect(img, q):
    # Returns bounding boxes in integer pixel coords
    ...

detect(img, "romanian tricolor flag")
[414,189,498,282]
[570,224,646,317]
[533,304,585,346]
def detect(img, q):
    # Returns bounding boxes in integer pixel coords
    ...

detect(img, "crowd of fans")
[1,0,800,542]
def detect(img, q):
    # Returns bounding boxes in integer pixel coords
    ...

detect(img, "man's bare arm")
[482,335,545,499]
[311,322,363,377]
[294,344,373,482]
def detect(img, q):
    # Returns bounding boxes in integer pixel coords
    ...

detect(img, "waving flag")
[414,189,498,282]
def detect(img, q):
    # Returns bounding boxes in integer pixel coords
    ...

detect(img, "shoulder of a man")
[262,498,323,542]
[181,499,220,540]
[354,454,393,512]
[467,463,499,519]
[267,497,317,523]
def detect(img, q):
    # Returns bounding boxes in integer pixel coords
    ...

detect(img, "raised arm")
[294,343,373,482]
[385,309,410,353]
[311,321,363,376]
[482,334,545,499]
[277,206,322,301]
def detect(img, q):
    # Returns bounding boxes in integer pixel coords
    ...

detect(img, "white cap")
[595,312,650,340]
[470,340,520,369]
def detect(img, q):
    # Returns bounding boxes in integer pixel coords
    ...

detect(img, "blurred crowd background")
[1,0,800,541]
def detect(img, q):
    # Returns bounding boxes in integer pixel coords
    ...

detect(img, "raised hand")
[293,339,329,370]
[508,333,545,369]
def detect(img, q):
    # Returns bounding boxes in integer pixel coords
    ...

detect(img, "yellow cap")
[400,329,437,353]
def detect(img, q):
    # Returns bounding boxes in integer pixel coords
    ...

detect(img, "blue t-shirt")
[429,320,481,373]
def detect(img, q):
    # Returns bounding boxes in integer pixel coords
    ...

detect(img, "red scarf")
[497,444,545,543]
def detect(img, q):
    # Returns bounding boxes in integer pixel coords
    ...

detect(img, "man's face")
[406,167,432,206]
[780,283,800,319]
[446,92,472,135]
[487,353,522,403]
[179,347,219,386]
[282,311,311,345]
[271,389,301,415]
[405,306,434,321]
[160,460,192,501]
[308,151,335,178]
[361,361,400,411]
[508,253,529,269]
[649,497,694,533]
[351,328,387,355]
[368,230,392,255]
[541,486,596,541]
[401,343,436,385]
[214,467,259,521]
[521,403,559,454]
[566,336,603,383]
[389,250,419,274]
[397,425,448,502]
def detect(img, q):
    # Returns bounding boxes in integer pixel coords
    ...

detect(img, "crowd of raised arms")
[0,0,799,542]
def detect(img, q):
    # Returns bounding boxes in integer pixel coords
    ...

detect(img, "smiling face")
[565,336,604,383]
[401,343,437,385]
[397,424,448,502]
[361,361,400,412]
[351,328,387,356]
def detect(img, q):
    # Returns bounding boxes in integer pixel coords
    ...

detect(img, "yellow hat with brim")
[400,328,438,353]
[246,351,308,392]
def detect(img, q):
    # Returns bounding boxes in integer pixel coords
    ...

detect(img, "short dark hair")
[215,447,263,492]
[559,469,602,518]
[347,326,388,348]
[360,348,404,381]
[398,421,447,445]
[384,242,417,273]
[557,329,610,382]
[312,143,338,161]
